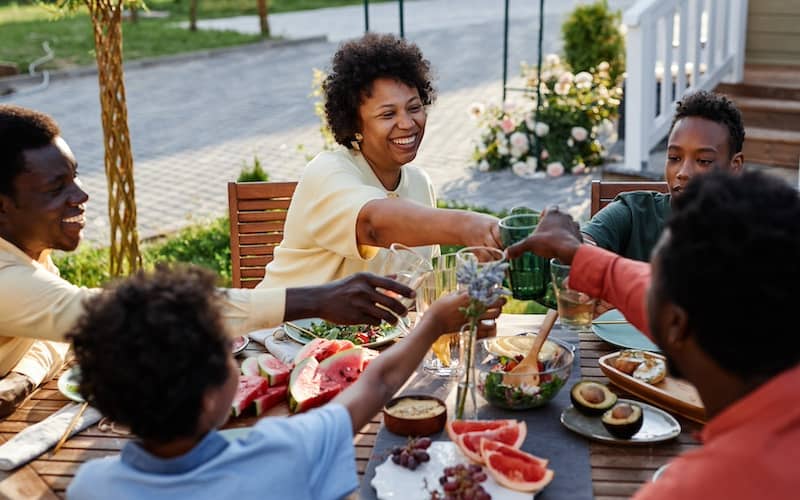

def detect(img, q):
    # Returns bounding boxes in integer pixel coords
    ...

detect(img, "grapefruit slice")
[480,440,549,467]
[456,422,527,463]
[445,419,518,443]
[485,451,554,493]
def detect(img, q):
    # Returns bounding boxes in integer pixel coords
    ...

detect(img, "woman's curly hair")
[67,264,231,442]
[323,32,436,148]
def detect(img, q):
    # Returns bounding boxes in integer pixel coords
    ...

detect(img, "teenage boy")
[0,104,415,417]
[509,171,799,499]
[65,265,495,499]
[582,90,745,261]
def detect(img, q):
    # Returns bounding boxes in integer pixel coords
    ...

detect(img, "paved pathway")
[4,0,636,243]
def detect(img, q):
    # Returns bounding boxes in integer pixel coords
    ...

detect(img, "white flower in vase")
[497,142,510,156]
[547,162,565,177]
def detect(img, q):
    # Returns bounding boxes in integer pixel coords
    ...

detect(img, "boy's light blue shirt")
[67,403,357,500]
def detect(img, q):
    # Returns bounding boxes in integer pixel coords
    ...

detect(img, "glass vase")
[455,323,479,420]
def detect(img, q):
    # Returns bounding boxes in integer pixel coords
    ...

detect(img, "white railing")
[623,0,748,170]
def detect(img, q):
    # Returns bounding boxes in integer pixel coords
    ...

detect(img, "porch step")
[743,127,800,168]
[734,96,800,132]
[715,64,800,168]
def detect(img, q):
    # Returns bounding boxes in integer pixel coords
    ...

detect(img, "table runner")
[359,326,593,500]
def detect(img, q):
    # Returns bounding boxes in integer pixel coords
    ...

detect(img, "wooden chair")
[590,180,669,216]
[227,181,297,288]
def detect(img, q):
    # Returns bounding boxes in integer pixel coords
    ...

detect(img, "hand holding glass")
[550,258,596,330]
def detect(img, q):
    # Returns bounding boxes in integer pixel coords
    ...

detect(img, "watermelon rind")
[257,353,290,386]
[288,356,342,413]
[253,385,287,416]
[240,357,260,377]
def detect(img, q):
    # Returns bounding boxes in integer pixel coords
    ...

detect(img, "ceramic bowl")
[383,395,447,436]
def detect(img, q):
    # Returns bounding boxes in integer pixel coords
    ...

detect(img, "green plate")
[283,318,406,348]
[591,310,660,352]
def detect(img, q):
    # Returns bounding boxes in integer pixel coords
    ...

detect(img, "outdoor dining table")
[0,313,702,499]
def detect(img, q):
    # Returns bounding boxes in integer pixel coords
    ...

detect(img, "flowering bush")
[471,54,622,177]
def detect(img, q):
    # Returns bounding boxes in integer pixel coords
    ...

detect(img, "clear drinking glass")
[417,254,460,376]
[550,258,596,330]
[381,243,433,309]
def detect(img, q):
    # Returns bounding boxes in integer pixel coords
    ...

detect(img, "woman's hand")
[458,212,503,249]
[422,292,505,338]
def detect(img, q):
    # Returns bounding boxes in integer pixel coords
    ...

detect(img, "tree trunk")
[189,0,198,31]
[86,0,142,277]
[257,0,269,37]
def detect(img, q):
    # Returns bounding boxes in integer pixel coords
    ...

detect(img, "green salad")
[301,320,394,346]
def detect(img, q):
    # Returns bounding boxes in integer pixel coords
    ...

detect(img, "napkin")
[0,402,102,471]
[248,327,303,365]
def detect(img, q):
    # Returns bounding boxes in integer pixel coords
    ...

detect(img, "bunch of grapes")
[429,464,491,500]
[390,437,431,470]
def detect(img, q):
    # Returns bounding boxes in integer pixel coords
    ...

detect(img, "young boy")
[66,264,490,499]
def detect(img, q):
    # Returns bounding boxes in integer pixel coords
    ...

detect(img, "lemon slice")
[486,336,559,361]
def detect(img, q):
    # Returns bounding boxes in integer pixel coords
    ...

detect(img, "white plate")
[284,318,406,348]
[371,441,534,500]
[232,335,250,355]
[58,366,85,403]
[560,398,681,444]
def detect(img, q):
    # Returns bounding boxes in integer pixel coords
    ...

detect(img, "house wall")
[746,0,800,66]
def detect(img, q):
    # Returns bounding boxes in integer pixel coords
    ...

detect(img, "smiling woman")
[259,33,503,289]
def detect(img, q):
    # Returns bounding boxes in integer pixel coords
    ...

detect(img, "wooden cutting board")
[598,351,707,423]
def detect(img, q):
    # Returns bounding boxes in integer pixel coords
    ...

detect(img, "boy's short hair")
[0,105,61,196]
[669,90,745,157]
[68,264,231,442]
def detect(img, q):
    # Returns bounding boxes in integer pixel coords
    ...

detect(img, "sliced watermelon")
[288,357,342,413]
[445,419,518,444]
[253,385,287,416]
[293,338,348,365]
[257,353,290,386]
[319,347,363,388]
[231,376,270,417]
[240,357,260,377]
[457,422,527,463]
[485,452,554,493]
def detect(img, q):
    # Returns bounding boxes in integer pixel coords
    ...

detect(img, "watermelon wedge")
[257,353,290,386]
[240,357,260,377]
[288,357,342,413]
[231,376,270,417]
[319,348,363,387]
[253,385,287,416]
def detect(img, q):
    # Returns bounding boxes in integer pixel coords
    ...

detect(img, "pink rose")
[546,162,565,177]
[500,117,516,134]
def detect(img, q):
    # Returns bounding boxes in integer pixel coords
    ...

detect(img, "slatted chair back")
[590,180,670,216]
[228,181,297,288]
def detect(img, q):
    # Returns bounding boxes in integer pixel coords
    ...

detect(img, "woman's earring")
[351,132,363,151]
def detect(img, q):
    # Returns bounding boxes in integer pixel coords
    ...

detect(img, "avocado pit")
[602,402,644,439]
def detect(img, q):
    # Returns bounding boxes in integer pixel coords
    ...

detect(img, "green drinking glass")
[498,213,551,301]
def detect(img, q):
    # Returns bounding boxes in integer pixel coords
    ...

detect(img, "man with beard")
[582,91,745,261]
[0,105,418,417]
[508,170,799,499]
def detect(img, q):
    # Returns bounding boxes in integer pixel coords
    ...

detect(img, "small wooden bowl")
[383,395,447,437]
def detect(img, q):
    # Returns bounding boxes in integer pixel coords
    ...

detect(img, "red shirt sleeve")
[568,245,653,337]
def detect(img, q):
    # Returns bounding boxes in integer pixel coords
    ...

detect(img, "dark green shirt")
[582,192,672,262]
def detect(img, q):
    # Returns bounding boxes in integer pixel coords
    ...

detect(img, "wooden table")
[0,315,701,499]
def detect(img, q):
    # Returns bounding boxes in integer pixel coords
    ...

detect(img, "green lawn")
[0,0,381,71]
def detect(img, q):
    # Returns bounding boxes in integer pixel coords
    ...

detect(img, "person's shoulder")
[616,191,668,204]
[403,163,433,185]
[68,456,122,498]
[305,149,358,174]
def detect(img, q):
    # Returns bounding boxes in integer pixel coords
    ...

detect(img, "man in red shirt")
[508,170,800,499]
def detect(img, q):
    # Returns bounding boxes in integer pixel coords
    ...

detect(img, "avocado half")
[601,403,644,438]
[570,380,617,416]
